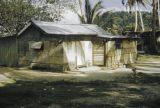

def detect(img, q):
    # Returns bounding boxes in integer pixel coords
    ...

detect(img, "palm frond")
[122,0,146,10]
[78,0,83,16]
[126,0,145,9]
[91,0,103,23]
[75,0,105,24]
[85,0,92,23]
[77,13,86,23]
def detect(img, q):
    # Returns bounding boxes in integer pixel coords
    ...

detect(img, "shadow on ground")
[0,73,160,108]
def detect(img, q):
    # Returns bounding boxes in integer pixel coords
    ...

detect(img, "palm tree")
[122,0,145,32]
[151,0,159,54]
[123,0,145,8]
[76,0,103,24]
[123,0,159,54]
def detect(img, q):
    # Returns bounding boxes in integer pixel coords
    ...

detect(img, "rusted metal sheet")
[0,37,18,66]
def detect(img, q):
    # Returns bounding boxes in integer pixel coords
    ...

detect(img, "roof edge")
[98,35,139,39]
[18,20,48,36]
[18,22,32,36]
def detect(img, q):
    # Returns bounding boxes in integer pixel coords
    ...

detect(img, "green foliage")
[0,0,76,36]
[75,0,104,24]
[0,0,51,36]
[45,0,76,20]
[97,11,152,35]
[46,0,56,4]
[122,0,145,9]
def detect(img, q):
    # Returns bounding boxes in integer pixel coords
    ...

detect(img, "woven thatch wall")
[105,40,137,69]
[106,41,117,68]
[122,40,137,64]
[93,40,105,66]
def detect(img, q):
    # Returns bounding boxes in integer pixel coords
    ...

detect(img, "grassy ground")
[0,54,160,108]
[137,54,160,63]
[0,71,160,108]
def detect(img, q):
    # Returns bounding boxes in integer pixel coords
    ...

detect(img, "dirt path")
[0,67,133,83]
[0,74,15,86]
[0,67,160,108]
[0,74,9,81]
[134,61,160,73]
[0,65,159,84]
[0,54,160,83]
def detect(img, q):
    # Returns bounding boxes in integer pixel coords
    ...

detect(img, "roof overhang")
[97,35,139,40]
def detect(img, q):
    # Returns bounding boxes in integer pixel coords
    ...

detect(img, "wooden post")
[16,35,19,66]
[92,41,94,65]
[104,40,106,66]
[75,41,78,69]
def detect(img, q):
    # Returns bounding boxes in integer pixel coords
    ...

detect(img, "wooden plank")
[0,37,17,66]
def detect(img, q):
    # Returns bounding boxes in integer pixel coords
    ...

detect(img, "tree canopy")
[0,0,75,36]
[98,11,152,35]
[122,0,145,9]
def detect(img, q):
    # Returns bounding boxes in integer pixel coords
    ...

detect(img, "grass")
[137,54,160,62]
[0,72,160,108]
[0,67,16,87]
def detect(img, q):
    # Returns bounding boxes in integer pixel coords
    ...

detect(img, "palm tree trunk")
[151,0,158,54]
[138,6,144,31]
[134,2,138,32]
[158,0,160,28]
[78,0,83,16]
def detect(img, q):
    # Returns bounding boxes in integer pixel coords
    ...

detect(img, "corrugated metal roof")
[31,20,110,36]
[17,20,137,39]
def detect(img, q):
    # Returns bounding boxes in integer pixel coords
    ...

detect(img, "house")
[0,20,138,71]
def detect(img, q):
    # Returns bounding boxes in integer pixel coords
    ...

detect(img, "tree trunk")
[158,0,160,28]
[78,0,83,16]
[151,0,158,54]
[134,2,138,32]
[138,6,144,31]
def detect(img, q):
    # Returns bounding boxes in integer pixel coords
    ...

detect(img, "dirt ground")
[0,67,133,82]
[0,54,160,108]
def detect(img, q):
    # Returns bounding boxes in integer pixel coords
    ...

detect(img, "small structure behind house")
[125,31,160,54]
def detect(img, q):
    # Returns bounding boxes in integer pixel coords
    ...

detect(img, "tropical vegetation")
[0,0,75,36]
[122,0,146,32]
[75,0,105,24]
[98,11,152,35]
